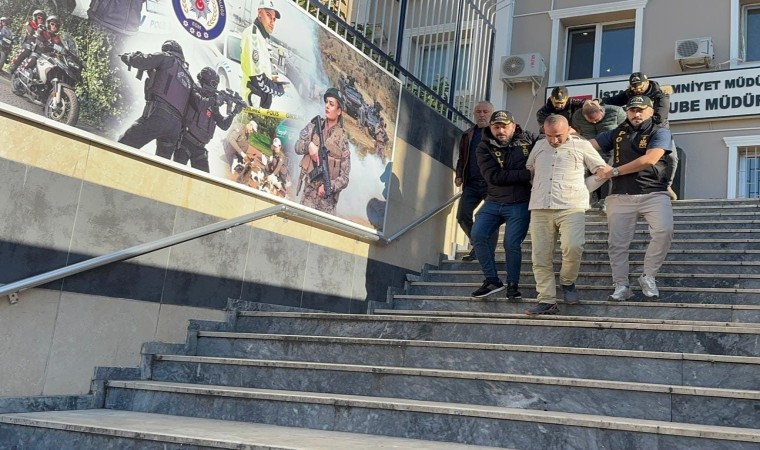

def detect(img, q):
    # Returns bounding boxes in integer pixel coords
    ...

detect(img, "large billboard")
[0,0,401,232]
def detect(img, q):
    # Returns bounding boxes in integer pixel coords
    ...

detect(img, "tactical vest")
[185,95,217,145]
[145,55,192,117]
[611,124,668,195]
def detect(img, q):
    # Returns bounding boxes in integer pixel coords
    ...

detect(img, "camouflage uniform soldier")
[374,118,389,164]
[295,87,351,215]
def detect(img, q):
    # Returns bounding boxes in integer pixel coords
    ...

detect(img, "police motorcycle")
[11,20,85,126]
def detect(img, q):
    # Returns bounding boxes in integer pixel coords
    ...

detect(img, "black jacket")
[605,79,671,128]
[536,98,586,129]
[476,125,539,204]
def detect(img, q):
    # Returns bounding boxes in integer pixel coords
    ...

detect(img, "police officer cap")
[629,72,648,87]
[271,137,282,147]
[258,0,281,19]
[550,86,568,102]
[625,95,653,110]
[490,110,514,125]
[197,67,219,87]
[33,10,46,19]
[161,40,184,58]
[324,87,345,109]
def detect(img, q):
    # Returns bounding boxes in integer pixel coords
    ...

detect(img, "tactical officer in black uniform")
[175,67,242,172]
[118,40,193,160]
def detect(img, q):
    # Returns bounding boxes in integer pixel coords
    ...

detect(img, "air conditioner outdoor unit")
[500,53,546,83]
[674,37,713,70]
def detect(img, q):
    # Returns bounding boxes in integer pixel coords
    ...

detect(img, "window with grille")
[738,146,760,198]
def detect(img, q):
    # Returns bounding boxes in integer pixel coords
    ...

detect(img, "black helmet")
[33,10,46,20]
[46,15,61,28]
[161,40,184,58]
[323,87,344,109]
[197,67,219,88]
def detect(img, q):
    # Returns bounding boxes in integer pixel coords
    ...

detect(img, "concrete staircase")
[2,199,760,449]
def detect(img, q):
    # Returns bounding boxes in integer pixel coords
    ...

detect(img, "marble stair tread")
[374,308,760,328]
[104,380,760,443]
[429,270,760,279]
[196,331,760,366]
[151,354,760,400]
[237,311,760,334]
[0,409,495,449]
[409,281,760,295]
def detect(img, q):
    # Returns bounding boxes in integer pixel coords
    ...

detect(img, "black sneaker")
[461,251,477,262]
[562,283,579,305]
[472,280,505,298]
[525,303,559,316]
[506,282,521,300]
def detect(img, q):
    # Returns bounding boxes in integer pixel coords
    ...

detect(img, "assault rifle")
[215,88,246,114]
[307,115,332,199]
[119,52,144,80]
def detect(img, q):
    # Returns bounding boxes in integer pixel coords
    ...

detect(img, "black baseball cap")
[551,86,568,102]
[629,72,648,87]
[490,110,514,125]
[625,95,653,110]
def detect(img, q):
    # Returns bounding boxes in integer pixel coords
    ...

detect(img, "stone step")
[146,355,760,429]
[387,295,760,323]
[423,270,760,289]
[580,228,760,241]
[234,312,760,356]
[101,380,760,449]
[0,409,492,449]
[518,239,760,251]
[194,331,760,390]
[443,259,760,275]
[455,248,760,263]
[584,220,760,230]
[406,281,760,304]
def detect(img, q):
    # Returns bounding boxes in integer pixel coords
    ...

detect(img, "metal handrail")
[1,191,462,303]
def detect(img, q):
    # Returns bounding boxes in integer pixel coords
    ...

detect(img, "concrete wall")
[500,0,760,199]
[0,90,464,396]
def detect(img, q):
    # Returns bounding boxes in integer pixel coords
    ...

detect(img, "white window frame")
[731,1,760,68]
[547,0,647,85]
[724,135,760,198]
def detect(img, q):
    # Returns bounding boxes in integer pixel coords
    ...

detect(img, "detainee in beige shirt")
[524,114,609,316]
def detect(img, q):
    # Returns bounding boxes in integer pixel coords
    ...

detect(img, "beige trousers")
[530,209,586,303]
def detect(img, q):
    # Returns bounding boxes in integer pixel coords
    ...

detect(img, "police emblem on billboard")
[173,0,227,40]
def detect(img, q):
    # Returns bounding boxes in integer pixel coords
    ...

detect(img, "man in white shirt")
[525,114,609,315]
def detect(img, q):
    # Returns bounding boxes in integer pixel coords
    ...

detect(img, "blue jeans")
[457,180,498,252]
[471,201,530,283]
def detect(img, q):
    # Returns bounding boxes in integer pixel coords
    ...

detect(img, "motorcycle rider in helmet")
[118,40,194,160]
[8,9,46,74]
[175,67,242,172]
[0,16,15,72]
[22,15,63,71]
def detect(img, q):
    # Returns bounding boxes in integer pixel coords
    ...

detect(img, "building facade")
[495,0,760,199]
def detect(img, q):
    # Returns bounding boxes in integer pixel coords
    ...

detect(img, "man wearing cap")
[536,86,586,132]
[591,95,674,302]
[224,120,258,166]
[266,137,290,196]
[241,0,285,109]
[572,100,627,207]
[454,100,498,262]
[470,110,540,299]
[605,72,678,200]
[295,87,350,215]
[523,114,609,315]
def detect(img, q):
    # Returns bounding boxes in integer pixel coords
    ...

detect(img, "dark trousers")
[457,179,498,253]
[174,138,210,172]
[119,102,182,159]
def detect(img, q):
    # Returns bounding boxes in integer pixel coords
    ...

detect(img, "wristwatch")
[611,168,620,177]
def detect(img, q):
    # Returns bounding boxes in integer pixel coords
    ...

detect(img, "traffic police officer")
[118,40,193,160]
[241,0,284,109]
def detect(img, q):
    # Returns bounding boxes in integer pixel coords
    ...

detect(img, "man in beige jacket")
[525,114,609,315]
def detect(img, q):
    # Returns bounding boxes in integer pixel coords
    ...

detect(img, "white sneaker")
[639,274,660,299]
[609,285,633,302]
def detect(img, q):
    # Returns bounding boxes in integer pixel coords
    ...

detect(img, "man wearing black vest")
[591,96,674,302]
[118,40,193,160]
